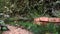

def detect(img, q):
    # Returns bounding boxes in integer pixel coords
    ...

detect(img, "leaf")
[1,26,9,31]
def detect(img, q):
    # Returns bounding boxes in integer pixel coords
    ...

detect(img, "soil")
[2,25,33,34]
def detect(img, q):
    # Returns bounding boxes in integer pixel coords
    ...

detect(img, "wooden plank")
[34,17,60,23]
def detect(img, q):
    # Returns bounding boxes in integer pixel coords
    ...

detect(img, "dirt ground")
[2,25,33,34]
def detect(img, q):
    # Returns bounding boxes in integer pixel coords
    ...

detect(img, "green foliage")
[46,23,56,32]
[0,0,43,18]
[1,26,9,31]
[0,0,60,34]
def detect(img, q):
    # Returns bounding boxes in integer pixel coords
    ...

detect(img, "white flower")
[0,13,3,15]
[4,15,10,18]
[10,4,14,7]
[56,1,60,3]
[4,6,8,8]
